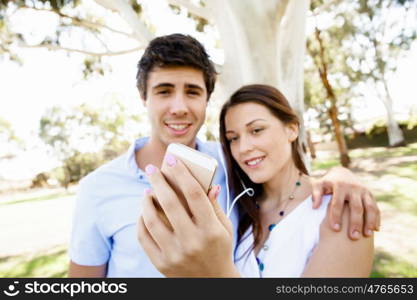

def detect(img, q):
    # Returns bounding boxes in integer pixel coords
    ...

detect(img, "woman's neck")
[262,161,301,206]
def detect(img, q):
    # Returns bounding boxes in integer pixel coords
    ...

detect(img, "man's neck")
[135,137,197,171]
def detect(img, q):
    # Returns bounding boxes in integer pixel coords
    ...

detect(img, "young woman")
[219,84,373,277]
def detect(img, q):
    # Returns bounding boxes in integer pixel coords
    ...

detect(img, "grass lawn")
[313,142,417,277]
[0,246,68,278]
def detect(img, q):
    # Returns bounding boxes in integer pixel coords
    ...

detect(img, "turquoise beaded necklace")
[255,171,303,275]
[256,171,303,229]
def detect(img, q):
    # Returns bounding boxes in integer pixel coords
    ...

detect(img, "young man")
[69,34,379,277]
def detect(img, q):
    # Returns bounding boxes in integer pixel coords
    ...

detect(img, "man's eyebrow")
[185,83,204,90]
[152,83,174,89]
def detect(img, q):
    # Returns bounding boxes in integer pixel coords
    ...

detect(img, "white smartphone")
[161,143,218,194]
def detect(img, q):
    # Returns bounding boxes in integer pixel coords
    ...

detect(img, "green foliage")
[365,119,417,136]
[188,13,208,32]
[345,122,417,149]
[0,246,68,277]
[372,250,417,277]
[0,0,114,77]
[167,2,209,33]
[82,56,109,79]
[306,0,417,142]
[0,0,80,11]
[0,190,73,206]
[313,142,417,216]
[0,117,16,141]
[312,158,340,170]
[39,97,141,185]
[130,0,142,15]
[0,117,25,158]
[406,111,417,129]
[53,151,104,187]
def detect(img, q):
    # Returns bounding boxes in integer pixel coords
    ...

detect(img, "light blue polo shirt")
[69,137,238,277]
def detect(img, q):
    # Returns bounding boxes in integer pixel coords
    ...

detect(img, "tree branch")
[308,0,344,17]
[94,0,154,45]
[21,43,143,57]
[19,6,137,40]
[166,0,212,21]
[276,0,290,24]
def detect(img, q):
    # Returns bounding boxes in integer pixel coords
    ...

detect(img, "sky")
[0,0,416,180]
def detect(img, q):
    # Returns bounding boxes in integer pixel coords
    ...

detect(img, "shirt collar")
[125,137,149,178]
[125,137,205,177]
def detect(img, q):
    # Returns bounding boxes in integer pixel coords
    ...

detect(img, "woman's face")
[224,102,298,184]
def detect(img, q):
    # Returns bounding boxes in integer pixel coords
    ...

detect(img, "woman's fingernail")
[214,185,221,197]
[165,153,177,167]
[352,230,360,239]
[333,223,340,231]
[366,229,373,236]
[144,188,152,195]
[145,164,156,175]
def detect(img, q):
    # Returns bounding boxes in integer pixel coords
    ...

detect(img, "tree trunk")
[328,105,351,167]
[313,27,351,167]
[306,130,316,159]
[208,0,310,158]
[381,79,405,147]
[93,0,311,156]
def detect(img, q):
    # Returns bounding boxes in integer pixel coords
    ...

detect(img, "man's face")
[143,66,208,148]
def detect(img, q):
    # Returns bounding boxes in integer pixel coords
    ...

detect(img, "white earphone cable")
[216,143,254,218]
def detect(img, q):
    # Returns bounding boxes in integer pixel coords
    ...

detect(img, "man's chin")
[163,135,196,148]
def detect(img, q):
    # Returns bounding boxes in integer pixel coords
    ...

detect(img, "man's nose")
[169,92,188,116]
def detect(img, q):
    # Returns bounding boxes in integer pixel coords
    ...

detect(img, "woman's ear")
[286,123,299,142]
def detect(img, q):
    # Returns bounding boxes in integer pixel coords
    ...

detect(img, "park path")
[0,188,75,258]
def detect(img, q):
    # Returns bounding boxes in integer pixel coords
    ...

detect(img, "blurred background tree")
[0,116,25,159]
[0,0,312,158]
[39,96,142,187]
[304,0,417,166]
[1,0,416,176]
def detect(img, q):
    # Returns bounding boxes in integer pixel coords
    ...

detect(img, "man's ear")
[286,123,299,142]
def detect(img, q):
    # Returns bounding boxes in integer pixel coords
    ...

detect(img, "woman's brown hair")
[219,84,308,258]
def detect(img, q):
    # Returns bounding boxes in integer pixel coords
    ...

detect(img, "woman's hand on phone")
[137,155,239,277]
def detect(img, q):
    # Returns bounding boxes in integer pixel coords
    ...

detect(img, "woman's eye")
[252,128,264,134]
[157,90,169,95]
[227,136,238,143]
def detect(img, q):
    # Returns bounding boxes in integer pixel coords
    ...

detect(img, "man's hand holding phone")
[137,144,240,277]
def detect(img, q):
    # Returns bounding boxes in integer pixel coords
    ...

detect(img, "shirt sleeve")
[68,176,111,266]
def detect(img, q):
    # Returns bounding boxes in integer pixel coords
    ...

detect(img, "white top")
[234,195,332,277]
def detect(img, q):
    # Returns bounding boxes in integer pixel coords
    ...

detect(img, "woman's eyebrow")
[245,118,267,127]
[226,118,267,134]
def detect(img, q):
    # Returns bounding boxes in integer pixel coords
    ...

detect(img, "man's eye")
[157,90,170,95]
[188,90,200,96]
